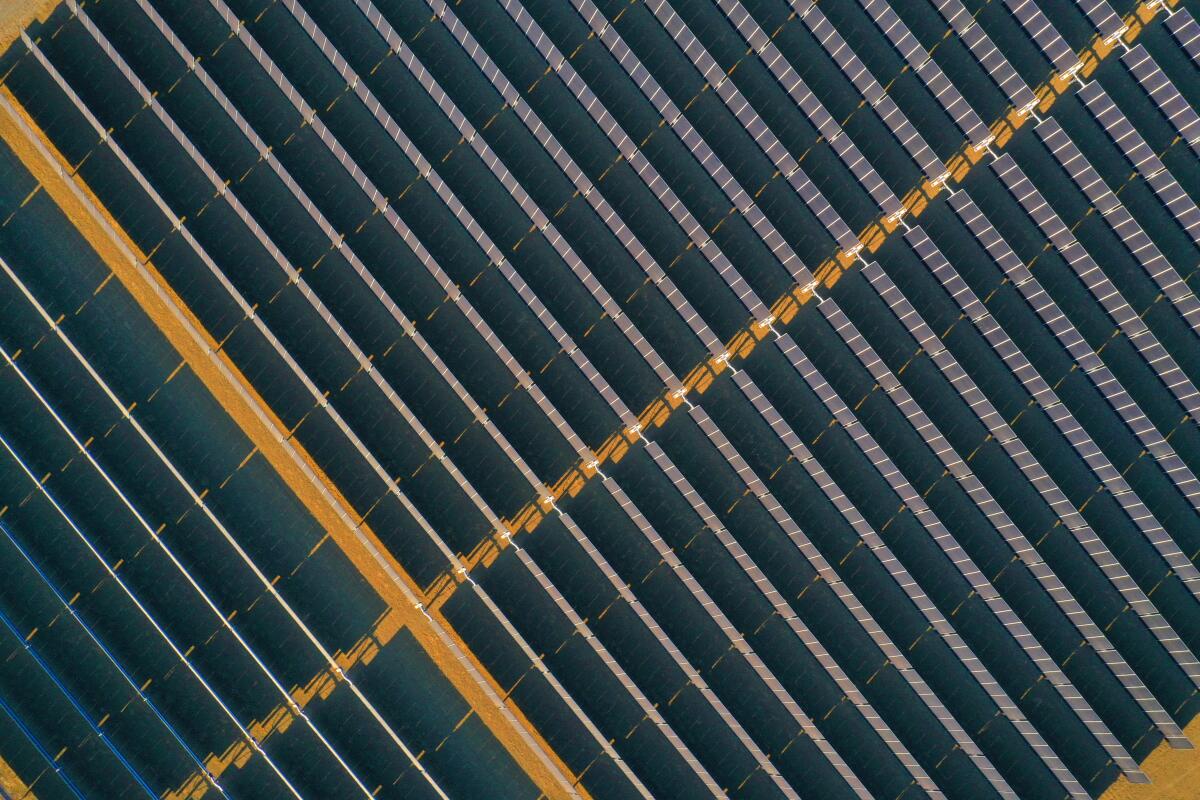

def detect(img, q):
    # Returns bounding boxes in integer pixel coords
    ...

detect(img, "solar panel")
[0,0,1198,797]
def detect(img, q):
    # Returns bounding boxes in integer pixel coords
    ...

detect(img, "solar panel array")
[0,0,1198,798]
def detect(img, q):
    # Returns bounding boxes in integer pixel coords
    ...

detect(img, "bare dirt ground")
[0,0,58,50]
[1104,717,1200,799]
[0,753,35,800]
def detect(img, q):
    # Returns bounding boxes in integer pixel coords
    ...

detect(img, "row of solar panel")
[0,129,526,798]
[1,0,1198,798]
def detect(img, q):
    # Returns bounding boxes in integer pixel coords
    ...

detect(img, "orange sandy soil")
[0,0,58,50]
[1104,717,1200,799]
[0,752,35,800]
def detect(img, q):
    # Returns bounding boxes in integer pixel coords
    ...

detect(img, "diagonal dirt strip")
[160,609,422,800]
[0,1,1189,797]
[430,0,1188,607]
[0,77,585,800]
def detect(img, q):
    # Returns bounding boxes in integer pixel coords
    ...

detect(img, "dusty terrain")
[1104,718,1200,799]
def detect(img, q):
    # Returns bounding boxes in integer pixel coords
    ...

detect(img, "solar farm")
[0,0,1198,798]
